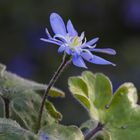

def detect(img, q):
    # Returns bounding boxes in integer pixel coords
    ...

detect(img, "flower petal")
[86,37,99,46]
[54,34,67,42]
[58,45,65,53]
[81,51,115,66]
[50,13,67,36]
[79,32,85,41]
[90,48,116,55]
[81,50,93,61]
[72,55,87,68]
[65,46,72,55]
[40,38,61,45]
[45,28,52,38]
[90,55,115,66]
[40,132,49,140]
[67,20,78,37]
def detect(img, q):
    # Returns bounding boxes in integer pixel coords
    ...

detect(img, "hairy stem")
[36,54,71,133]
[84,123,104,140]
[3,97,10,118]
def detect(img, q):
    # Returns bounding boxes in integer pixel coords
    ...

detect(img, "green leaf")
[104,83,137,124]
[46,100,62,121]
[81,71,96,101]
[80,119,98,135]
[48,88,65,98]
[74,94,91,109]
[0,63,6,77]
[0,63,65,99]
[92,73,112,110]
[70,71,140,140]
[40,123,84,140]
[10,90,61,132]
[69,71,112,121]
[80,120,110,140]
[103,83,140,140]
[69,77,89,97]
[91,131,111,140]
[0,97,4,117]
[0,118,38,140]
[68,77,90,109]
[0,63,64,132]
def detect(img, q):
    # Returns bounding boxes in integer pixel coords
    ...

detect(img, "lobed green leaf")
[0,63,65,99]
[0,118,38,140]
[69,71,140,140]
[69,71,112,122]
[40,123,84,140]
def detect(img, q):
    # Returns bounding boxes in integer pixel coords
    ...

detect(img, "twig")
[36,54,71,133]
[3,97,10,118]
[84,123,104,140]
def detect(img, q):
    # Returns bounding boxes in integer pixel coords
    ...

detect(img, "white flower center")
[65,35,83,50]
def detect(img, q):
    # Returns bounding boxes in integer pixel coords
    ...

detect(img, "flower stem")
[84,123,104,140]
[3,97,10,118]
[36,54,71,133]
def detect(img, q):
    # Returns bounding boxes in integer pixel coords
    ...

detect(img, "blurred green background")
[0,0,140,126]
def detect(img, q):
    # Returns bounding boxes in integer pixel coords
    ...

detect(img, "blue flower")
[41,13,116,68]
[40,132,49,140]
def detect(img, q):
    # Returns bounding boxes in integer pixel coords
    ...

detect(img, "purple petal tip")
[50,12,59,17]
[112,63,116,66]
